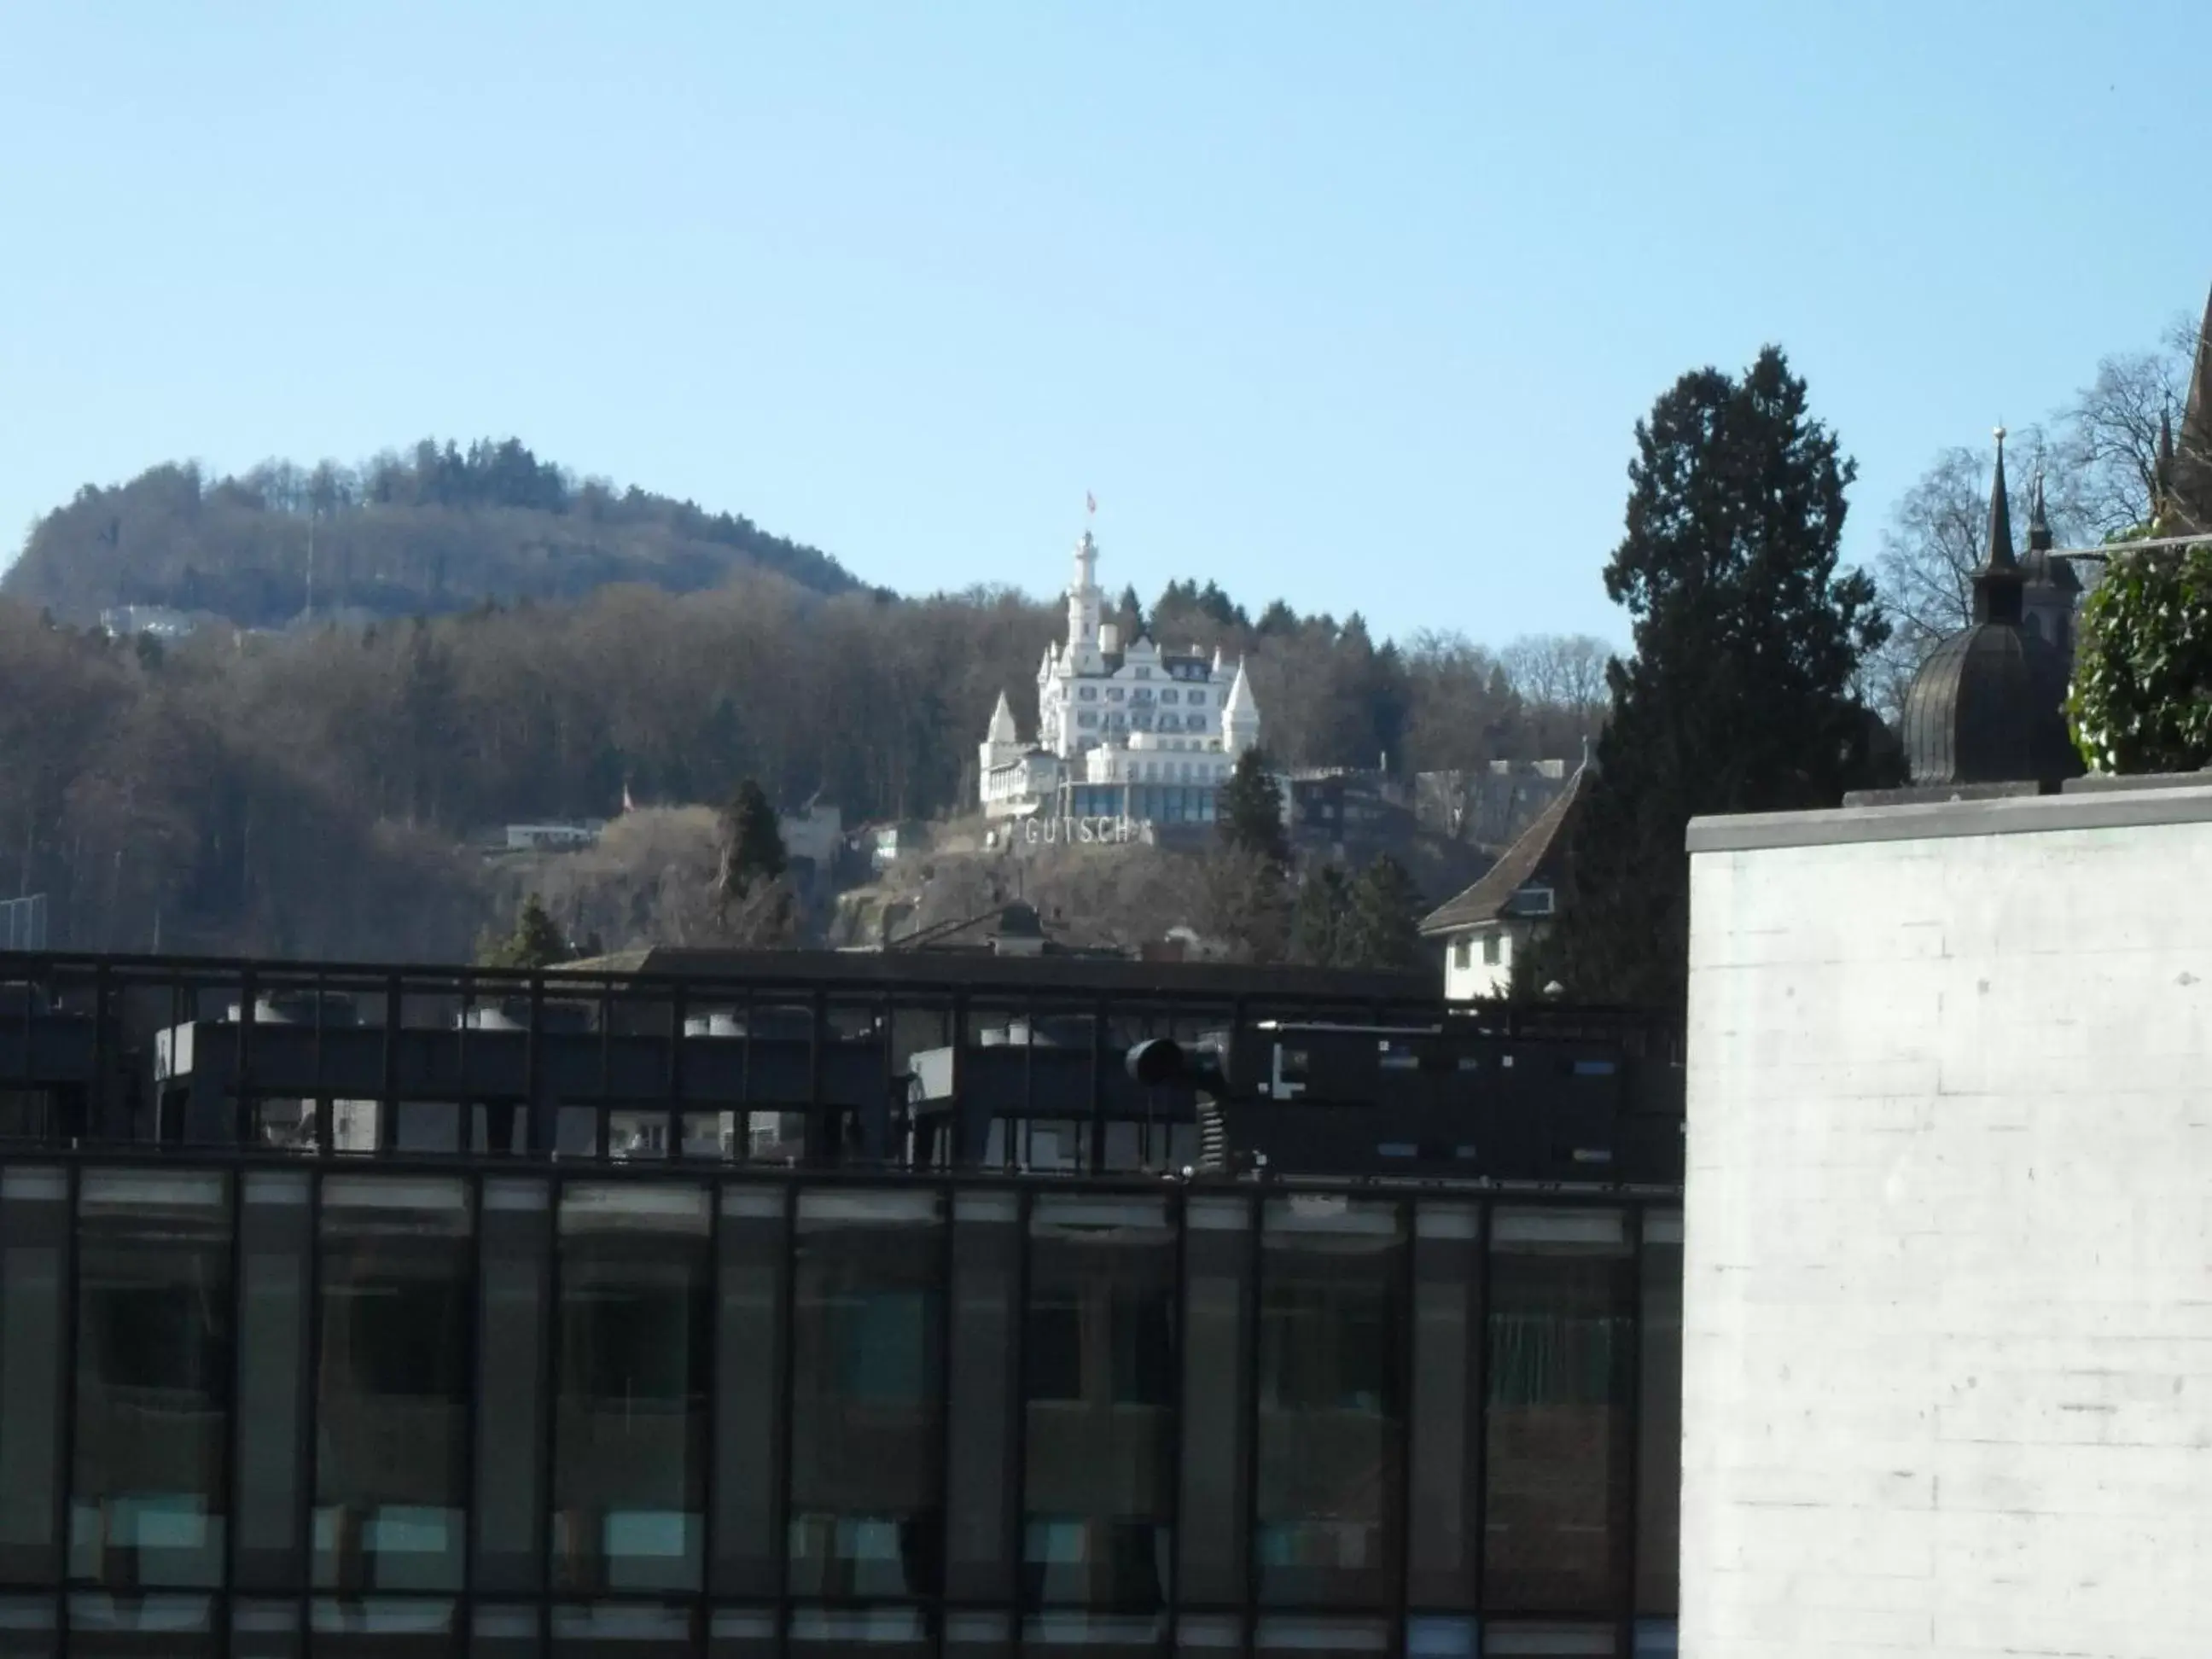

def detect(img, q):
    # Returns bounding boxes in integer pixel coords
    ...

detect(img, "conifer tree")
[476,893,571,969]
[717,778,787,899]
[1533,346,1895,1013]
[1217,748,1287,866]
[1341,855,1425,970]
[1289,865,1349,965]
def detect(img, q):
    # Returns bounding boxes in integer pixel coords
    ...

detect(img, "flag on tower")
[1086,491,1097,516]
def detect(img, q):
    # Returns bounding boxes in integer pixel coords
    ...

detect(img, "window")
[1481,934,1502,966]
[789,1190,945,1599]
[72,1171,232,1590]
[1135,667,1151,678]
[1453,940,1472,970]
[1161,689,1179,704]
[1077,712,1096,727]
[1486,1210,1635,1613]
[1078,686,1096,701]
[1024,1199,1177,1610]
[1106,688,1123,702]
[314,1179,473,1592]
[551,1184,713,1594]
[1255,1200,1406,1608]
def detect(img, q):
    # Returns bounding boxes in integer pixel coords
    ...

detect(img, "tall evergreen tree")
[1115,583,1147,638]
[1534,346,1894,1012]
[476,893,571,969]
[1218,748,1287,865]
[1289,864,1350,965]
[1340,855,1426,970]
[717,777,787,899]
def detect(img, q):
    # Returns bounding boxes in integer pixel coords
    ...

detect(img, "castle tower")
[1223,659,1260,759]
[979,690,1021,777]
[1066,531,1103,651]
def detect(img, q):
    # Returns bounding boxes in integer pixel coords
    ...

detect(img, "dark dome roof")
[1902,621,2078,787]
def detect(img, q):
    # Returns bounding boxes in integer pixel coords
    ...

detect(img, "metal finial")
[1994,424,2007,449]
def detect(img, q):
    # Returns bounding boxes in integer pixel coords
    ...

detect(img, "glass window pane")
[1254,1616,1389,1658]
[552,1185,713,1594]
[0,1596,55,1659]
[1486,1208,1634,1615]
[1022,1612,1163,1659]
[72,1172,231,1589]
[1023,1196,1175,1610]
[472,1605,542,1659]
[0,1167,67,1585]
[235,1173,312,1590]
[307,1597,457,1658]
[314,1179,472,1592]
[1407,1202,1481,1609]
[711,1188,787,1598]
[474,1181,550,1594]
[707,1607,777,1659]
[943,1610,1011,1659]
[550,1602,699,1658]
[1485,1623,1619,1656]
[1176,1196,1251,1604]
[1636,1214,1683,1617]
[68,1592,215,1659]
[944,1192,1019,1603]
[229,1599,301,1659]
[1255,1196,1406,1608]
[788,1190,945,1600]
[789,1607,930,1659]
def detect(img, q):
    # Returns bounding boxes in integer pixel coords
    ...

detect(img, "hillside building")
[980,528,1260,826]
[1421,764,1589,999]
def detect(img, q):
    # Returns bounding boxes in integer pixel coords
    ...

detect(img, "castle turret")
[980,690,1022,777]
[1066,531,1103,649]
[1223,659,1260,758]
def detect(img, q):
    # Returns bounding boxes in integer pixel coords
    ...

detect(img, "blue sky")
[2,1,2205,646]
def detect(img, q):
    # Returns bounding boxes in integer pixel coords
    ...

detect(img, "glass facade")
[0,1166,1681,1655]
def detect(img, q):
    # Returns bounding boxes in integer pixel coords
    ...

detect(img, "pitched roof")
[1418,765,1589,936]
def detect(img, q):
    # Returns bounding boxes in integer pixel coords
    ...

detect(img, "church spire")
[1972,427,2025,626]
[2026,464,2052,553]
[2172,280,2212,533]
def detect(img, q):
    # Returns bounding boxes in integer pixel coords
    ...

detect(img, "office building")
[0,951,1684,1657]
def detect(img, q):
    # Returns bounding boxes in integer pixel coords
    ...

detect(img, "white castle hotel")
[979,529,1260,826]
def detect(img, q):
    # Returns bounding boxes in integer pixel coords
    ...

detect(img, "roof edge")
[1687,782,2212,854]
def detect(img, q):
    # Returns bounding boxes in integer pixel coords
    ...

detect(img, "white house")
[1418,764,1586,999]
[980,527,1260,826]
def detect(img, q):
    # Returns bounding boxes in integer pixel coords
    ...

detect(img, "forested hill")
[3,439,868,626]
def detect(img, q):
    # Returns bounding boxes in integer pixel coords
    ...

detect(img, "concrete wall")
[1682,787,2212,1659]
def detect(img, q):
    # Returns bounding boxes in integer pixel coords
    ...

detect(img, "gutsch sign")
[998,814,1155,851]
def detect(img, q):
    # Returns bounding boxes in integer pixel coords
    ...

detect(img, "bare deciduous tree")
[2052,313,2198,539]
